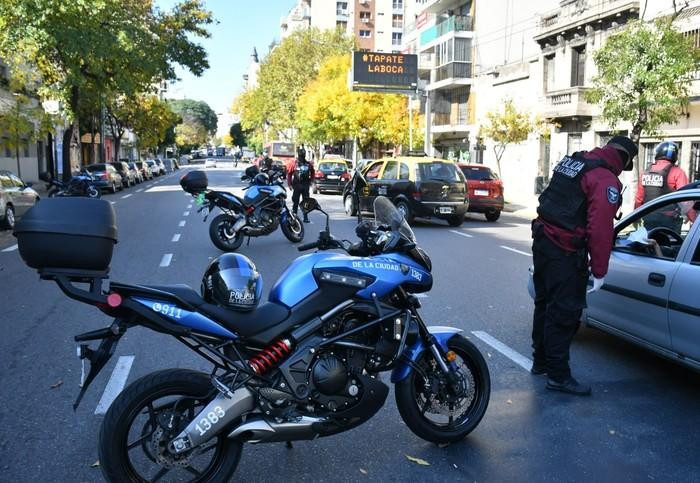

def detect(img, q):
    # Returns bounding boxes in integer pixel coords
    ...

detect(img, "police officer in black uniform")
[288,146,314,223]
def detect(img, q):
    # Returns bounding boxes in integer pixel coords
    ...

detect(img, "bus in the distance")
[263,141,296,174]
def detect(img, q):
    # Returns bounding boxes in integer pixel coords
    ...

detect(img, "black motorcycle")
[40,171,101,199]
[181,166,304,252]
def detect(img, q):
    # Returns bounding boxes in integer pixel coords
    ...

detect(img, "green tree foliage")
[0,92,54,178]
[229,123,247,147]
[236,28,355,140]
[296,55,422,154]
[175,122,208,151]
[0,0,212,175]
[481,99,534,176]
[587,18,700,175]
[169,98,218,136]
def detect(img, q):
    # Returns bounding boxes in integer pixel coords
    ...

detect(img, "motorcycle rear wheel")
[209,214,244,252]
[87,186,101,198]
[280,212,304,243]
[395,334,490,444]
[99,369,242,483]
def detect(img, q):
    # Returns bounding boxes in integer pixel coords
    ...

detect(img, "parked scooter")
[180,166,304,251]
[40,171,101,199]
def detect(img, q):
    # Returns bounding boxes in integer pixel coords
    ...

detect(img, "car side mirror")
[301,197,320,213]
[24,182,33,188]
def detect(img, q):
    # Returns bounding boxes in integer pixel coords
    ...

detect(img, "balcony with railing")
[420,15,473,46]
[542,86,594,119]
[535,0,639,41]
[435,62,472,82]
[419,52,435,71]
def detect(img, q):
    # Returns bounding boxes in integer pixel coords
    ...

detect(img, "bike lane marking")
[183,211,190,216]
[171,234,181,242]
[121,194,132,199]
[471,330,532,372]
[160,253,173,267]
[449,230,473,238]
[136,188,144,192]
[500,245,532,257]
[178,220,186,227]
[95,355,135,415]
[2,244,18,252]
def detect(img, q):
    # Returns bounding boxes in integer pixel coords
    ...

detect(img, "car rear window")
[319,162,347,172]
[417,162,462,182]
[86,164,107,172]
[461,166,497,181]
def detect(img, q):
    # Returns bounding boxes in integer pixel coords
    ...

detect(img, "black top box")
[180,170,208,193]
[14,198,117,271]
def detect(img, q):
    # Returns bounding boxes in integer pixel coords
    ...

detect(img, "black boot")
[530,361,547,375]
[303,213,310,223]
[546,377,591,396]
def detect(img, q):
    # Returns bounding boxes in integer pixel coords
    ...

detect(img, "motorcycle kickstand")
[285,441,293,449]
[246,236,251,247]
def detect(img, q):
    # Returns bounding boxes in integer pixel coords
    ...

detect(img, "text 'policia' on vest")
[641,164,674,204]
[537,153,616,236]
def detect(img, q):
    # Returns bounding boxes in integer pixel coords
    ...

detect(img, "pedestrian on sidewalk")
[287,145,314,223]
[530,136,638,396]
[634,141,697,230]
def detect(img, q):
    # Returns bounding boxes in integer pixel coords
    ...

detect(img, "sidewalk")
[502,201,537,220]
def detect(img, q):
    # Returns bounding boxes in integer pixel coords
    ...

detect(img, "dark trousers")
[292,184,310,214]
[531,228,588,382]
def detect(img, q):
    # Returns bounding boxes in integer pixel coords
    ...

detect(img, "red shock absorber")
[248,338,293,374]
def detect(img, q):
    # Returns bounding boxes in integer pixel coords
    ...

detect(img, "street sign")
[350,51,418,94]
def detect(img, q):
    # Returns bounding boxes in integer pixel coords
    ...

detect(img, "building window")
[360,12,371,23]
[691,142,700,181]
[392,32,402,45]
[571,45,586,87]
[359,30,372,38]
[567,133,582,154]
[392,14,403,28]
[392,0,403,9]
[544,54,555,92]
[336,20,347,30]
[336,2,348,15]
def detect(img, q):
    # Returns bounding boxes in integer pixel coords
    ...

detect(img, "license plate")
[327,175,339,180]
[378,187,388,195]
[475,189,489,196]
[439,206,454,214]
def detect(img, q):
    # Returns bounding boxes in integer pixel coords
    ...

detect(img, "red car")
[458,164,504,221]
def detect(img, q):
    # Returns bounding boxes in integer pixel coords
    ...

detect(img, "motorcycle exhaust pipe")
[228,415,325,443]
[169,386,255,454]
[232,215,246,232]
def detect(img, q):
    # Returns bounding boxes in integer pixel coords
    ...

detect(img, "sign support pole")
[408,94,413,151]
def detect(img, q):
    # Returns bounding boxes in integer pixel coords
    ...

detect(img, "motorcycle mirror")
[301,198,319,213]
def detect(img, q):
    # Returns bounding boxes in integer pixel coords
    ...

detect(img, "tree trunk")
[47,132,55,179]
[89,116,95,165]
[62,124,73,181]
[114,134,122,162]
[631,122,643,193]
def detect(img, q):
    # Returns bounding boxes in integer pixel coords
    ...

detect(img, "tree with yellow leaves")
[481,99,535,176]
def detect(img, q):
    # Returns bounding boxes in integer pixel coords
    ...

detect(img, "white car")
[204,159,217,169]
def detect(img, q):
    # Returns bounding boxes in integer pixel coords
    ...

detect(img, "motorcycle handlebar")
[297,241,320,252]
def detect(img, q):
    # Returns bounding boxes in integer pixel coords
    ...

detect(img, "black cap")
[606,136,638,171]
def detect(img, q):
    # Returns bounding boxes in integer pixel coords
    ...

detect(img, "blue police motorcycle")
[16,195,490,482]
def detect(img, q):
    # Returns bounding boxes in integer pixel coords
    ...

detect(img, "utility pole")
[12,93,22,178]
[100,100,106,163]
[424,91,432,157]
[408,94,413,151]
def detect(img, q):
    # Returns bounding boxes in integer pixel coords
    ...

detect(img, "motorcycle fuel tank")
[244,185,285,205]
[269,252,432,308]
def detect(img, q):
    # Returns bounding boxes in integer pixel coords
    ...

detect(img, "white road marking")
[147,184,153,188]
[171,233,181,242]
[2,244,18,252]
[160,253,173,267]
[414,293,428,298]
[500,245,532,257]
[121,193,132,199]
[183,211,190,216]
[110,201,116,205]
[136,188,144,193]
[471,330,532,371]
[178,220,186,227]
[94,355,135,415]
[449,230,473,238]
[187,204,192,209]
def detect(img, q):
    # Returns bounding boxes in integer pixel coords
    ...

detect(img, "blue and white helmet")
[202,253,262,311]
[654,141,679,164]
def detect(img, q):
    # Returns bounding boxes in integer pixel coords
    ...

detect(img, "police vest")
[641,164,673,204]
[537,154,612,232]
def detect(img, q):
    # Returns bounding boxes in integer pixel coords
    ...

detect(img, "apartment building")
[280,0,409,53]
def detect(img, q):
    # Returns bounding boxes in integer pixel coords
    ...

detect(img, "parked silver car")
[0,170,40,230]
[585,183,700,371]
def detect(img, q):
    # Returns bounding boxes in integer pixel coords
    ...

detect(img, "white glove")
[587,277,605,294]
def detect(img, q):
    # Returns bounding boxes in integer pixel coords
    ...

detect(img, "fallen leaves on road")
[50,379,63,389]
[359,468,368,475]
[405,455,430,466]
[91,460,100,468]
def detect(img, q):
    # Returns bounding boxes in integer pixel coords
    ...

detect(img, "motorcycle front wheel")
[87,186,101,199]
[280,212,304,243]
[209,214,244,252]
[395,334,490,444]
[99,369,242,483]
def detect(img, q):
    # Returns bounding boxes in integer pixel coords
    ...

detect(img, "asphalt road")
[0,164,698,482]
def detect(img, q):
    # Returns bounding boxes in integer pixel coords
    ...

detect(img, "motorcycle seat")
[143,284,291,338]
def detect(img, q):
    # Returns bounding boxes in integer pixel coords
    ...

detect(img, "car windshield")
[85,164,107,172]
[461,166,496,180]
[417,162,462,182]
[319,162,347,172]
[373,196,416,243]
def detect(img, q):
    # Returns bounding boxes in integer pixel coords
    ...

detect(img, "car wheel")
[485,210,501,222]
[447,215,464,227]
[1,204,15,230]
[110,182,117,194]
[344,195,357,216]
[396,200,414,225]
